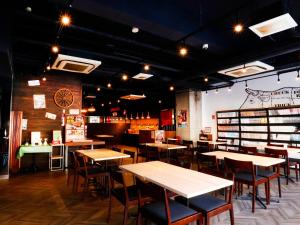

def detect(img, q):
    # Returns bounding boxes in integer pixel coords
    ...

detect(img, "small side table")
[17,145,52,172]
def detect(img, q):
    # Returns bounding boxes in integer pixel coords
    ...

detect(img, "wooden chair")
[255,152,281,205]
[112,146,122,152]
[240,146,257,155]
[67,151,77,191]
[175,171,235,225]
[135,177,202,225]
[123,150,135,164]
[75,152,111,200]
[109,171,139,225]
[196,141,210,153]
[265,147,299,185]
[196,152,219,173]
[224,157,268,213]
[146,146,160,161]
[136,144,147,163]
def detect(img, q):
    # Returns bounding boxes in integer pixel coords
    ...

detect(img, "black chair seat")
[235,172,265,182]
[141,199,197,223]
[257,170,277,177]
[175,194,226,212]
[112,185,138,204]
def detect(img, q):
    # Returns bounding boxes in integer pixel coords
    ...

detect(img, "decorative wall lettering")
[240,87,300,109]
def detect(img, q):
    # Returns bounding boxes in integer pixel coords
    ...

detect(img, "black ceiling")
[10,0,300,101]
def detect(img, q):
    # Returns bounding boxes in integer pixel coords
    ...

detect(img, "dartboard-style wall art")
[54,88,74,108]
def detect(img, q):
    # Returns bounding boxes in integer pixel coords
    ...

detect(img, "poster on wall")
[33,94,46,109]
[154,130,165,143]
[22,119,28,130]
[177,109,187,128]
[45,112,57,120]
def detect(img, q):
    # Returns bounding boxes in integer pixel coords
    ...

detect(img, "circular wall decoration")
[54,88,74,108]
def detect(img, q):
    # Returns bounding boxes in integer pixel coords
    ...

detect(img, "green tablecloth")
[17,145,52,159]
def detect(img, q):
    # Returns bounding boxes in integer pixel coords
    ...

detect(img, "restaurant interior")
[1,0,300,224]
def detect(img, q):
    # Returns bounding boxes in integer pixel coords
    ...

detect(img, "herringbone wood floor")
[1,147,300,225]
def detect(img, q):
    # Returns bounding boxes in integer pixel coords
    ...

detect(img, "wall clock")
[54,88,74,108]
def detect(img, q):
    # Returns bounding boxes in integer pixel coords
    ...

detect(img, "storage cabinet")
[217,105,300,148]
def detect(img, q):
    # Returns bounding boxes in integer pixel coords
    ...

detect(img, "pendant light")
[141,112,144,119]
[297,70,300,80]
[136,112,139,119]
[146,112,150,119]
[130,114,133,120]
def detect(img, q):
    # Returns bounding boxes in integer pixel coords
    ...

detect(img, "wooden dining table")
[120,161,233,199]
[76,149,130,162]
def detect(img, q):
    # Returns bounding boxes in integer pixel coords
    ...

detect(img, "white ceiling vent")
[51,54,101,74]
[218,61,274,78]
[249,13,298,38]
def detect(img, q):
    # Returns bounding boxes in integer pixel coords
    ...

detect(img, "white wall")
[189,90,202,142]
[201,71,300,140]
[176,91,190,140]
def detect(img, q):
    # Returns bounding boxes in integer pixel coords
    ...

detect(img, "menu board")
[65,115,86,142]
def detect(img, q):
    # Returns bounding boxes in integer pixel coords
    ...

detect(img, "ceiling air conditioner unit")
[218,61,274,78]
[51,54,101,74]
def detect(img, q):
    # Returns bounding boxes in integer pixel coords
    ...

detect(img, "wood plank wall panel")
[87,123,130,144]
[11,73,81,171]
[12,73,82,142]
[8,111,22,173]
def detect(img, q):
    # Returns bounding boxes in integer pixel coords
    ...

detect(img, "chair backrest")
[135,177,171,223]
[74,152,88,175]
[287,145,300,149]
[196,141,210,153]
[240,146,257,155]
[111,171,131,203]
[124,150,135,163]
[182,140,194,149]
[138,144,147,154]
[196,152,218,172]
[267,143,284,147]
[224,157,255,181]
[112,147,122,152]
[265,147,288,159]
[146,146,159,161]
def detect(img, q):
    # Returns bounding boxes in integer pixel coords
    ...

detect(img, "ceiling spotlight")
[132,27,139,33]
[228,86,232,92]
[277,74,280,83]
[122,74,128,81]
[97,87,101,91]
[51,45,59,53]
[215,89,219,94]
[179,47,188,56]
[169,86,174,91]
[204,77,208,82]
[202,43,208,50]
[42,77,47,81]
[101,103,104,107]
[61,14,71,26]
[117,99,120,103]
[245,81,248,87]
[297,70,300,80]
[158,100,162,104]
[107,82,112,88]
[25,6,32,12]
[205,90,208,95]
[144,64,150,71]
[46,65,51,70]
[234,23,244,33]
[109,101,111,105]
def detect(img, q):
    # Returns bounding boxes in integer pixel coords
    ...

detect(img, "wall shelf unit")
[217,105,300,148]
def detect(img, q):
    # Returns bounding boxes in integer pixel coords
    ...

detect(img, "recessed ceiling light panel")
[132,73,153,80]
[249,13,297,38]
[218,61,274,78]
